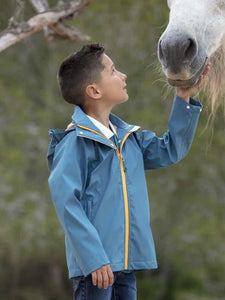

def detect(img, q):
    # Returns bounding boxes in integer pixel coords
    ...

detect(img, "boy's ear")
[85,84,101,100]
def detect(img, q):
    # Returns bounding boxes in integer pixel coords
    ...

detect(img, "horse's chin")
[167,76,199,88]
[167,58,208,88]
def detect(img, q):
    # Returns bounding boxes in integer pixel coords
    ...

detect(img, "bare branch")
[8,0,25,28]
[0,0,94,52]
[29,0,89,41]
[49,22,90,41]
[29,0,49,12]
[29,0,53,38]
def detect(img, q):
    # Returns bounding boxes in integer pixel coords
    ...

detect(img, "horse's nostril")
[158,39,168,67]
[183,38,197,62]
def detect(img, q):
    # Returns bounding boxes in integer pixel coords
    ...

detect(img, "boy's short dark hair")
[57,44,105,106]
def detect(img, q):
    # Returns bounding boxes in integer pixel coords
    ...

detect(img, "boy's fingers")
[195,75,203,87]
[107,268,114,286]
[102,270,109,289]
[203,63,211,76]
[91,264,113,289]
[175,63,210,100]
[96,270,103,289]
[92,271,97,286]
[193,63,210,88]
[200,63,210,82]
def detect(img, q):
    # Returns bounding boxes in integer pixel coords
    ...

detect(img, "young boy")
[47,44,209,300]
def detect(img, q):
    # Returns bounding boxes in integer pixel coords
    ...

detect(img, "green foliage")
[0,0,224,299]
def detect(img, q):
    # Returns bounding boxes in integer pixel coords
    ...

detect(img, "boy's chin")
[119,98,129,105]
[113,95,129,106]
[121,94,129,102]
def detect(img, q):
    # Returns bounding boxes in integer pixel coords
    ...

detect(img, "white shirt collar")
[87,115,117,139]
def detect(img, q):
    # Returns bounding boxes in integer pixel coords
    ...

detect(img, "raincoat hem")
[68,260,158,278]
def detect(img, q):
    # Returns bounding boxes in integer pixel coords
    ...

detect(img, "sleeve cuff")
[175,95,203,112]
[190,97,202,108]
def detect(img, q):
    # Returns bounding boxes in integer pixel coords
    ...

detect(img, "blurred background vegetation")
[0,0,224,299]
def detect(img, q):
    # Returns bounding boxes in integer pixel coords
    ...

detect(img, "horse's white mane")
[201,38,225,114]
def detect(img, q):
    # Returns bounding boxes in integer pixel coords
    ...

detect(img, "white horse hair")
[158,0,225,113]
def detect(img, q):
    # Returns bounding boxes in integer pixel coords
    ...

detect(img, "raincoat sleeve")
[137,95,202,170]
[48,131,110,276]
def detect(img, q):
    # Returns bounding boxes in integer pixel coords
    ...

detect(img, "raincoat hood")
[47,105,140,170]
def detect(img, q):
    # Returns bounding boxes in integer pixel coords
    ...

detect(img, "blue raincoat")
[47,95,202,278]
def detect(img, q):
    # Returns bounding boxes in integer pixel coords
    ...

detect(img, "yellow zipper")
[119,131,132,269]
[77,124,132,269]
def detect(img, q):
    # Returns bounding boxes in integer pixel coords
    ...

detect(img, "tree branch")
[30,0,49,12]
[48,22,90,41]
[29,0,53,38]
[29,0,90,41]
[0,0,94,52]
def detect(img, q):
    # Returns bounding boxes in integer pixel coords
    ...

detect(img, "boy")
[47,44,209,300]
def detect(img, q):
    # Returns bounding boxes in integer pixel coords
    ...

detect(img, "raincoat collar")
[47,106,141,170]
[72,105,140,137]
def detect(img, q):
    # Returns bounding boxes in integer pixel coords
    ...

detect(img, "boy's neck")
[83,103,113,129]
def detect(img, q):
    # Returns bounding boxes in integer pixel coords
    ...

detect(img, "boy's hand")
[175,63,211,102]
[91,264,114,289]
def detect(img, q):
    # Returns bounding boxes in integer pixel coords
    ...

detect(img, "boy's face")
[96,54,128,106]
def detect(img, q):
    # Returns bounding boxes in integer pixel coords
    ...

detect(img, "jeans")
[72,271,137,300]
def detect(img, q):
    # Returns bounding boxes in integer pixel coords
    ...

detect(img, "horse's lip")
[167,57,208,88]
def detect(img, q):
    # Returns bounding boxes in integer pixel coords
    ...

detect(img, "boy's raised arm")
[135,64,210,170]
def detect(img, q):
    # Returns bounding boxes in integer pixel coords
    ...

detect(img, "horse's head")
[158,0,225,88]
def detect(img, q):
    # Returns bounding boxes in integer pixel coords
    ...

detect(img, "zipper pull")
[123,159,127,172]
[120,154,127,171]
[119,153,123,161]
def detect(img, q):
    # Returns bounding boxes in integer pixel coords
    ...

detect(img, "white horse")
[158,0,225,112]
